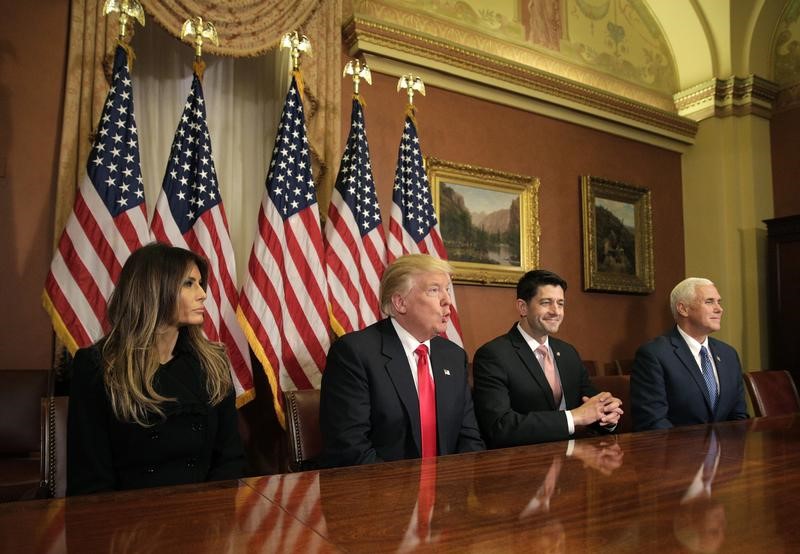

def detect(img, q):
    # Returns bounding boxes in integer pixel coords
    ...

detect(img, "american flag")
[43,45,150,352]
[387,112,464,345]
[325,97,387,335]
[150,73,255,406]
[238,76,330,426]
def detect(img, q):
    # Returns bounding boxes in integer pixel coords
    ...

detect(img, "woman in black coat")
[66,243,245,495]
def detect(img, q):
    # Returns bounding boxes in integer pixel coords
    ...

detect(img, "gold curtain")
[52,0,120,247]
[54,0,342,242]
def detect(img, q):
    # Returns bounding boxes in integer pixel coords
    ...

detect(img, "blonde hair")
[670,277,714,320]
[380,254,453,316]
[100,243,232,426]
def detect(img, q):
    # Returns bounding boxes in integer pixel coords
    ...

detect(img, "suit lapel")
[509,325,556,410]
[670,327,714,414]
[708,340,728,417]
[380,319,422,455]
[430,339,454,436]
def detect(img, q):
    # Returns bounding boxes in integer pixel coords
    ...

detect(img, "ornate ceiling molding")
[344,17,697,147]
[674,76,779,121]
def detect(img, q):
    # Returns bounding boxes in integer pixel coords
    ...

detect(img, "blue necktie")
[700,346,719,410]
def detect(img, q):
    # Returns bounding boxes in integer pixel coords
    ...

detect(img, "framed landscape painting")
[580,175,654,294]
[427,157,539,287]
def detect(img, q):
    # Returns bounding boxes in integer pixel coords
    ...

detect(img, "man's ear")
[676,301,689,318]
[516,298,528,317]
[392,293,407,315]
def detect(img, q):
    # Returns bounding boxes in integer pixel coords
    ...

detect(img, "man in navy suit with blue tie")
[631,277,748,431]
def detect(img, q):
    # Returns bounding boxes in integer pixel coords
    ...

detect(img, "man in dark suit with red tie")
[319,254,484,468]
[472,270,623,448]
[631,277,749,431]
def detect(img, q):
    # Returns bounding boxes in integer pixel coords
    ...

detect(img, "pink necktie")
[537,344,562,405]
[415,344,437,458]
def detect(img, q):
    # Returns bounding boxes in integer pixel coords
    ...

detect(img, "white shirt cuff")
[565,410,575,435]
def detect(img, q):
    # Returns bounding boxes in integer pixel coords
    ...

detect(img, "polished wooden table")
[3,415,800,552]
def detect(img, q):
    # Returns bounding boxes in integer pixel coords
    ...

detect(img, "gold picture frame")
[581,176,654,294]
[427,157,540,287]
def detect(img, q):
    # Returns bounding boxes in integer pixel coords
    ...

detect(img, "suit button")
[191,423,204,432]
[150,431,160,440]
[145,466,156,474]
[186,458,197,469]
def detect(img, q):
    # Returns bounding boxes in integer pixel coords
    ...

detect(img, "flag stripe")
[73,192,123,284]
[57,229,108,325]
[264,209,320,389]
[42,276,91,350]
[326,201,384,320]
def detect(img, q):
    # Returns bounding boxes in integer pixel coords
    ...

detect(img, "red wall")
[0,3,69,369]
[771,104,800,218]
[344,72,684,368]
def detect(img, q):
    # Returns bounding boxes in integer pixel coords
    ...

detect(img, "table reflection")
[11,416,798,553]
[308,437,630,552]
[63,484,239,554]
[634,424,747,553]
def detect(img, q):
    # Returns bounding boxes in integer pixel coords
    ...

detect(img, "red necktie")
[415,344,437,458]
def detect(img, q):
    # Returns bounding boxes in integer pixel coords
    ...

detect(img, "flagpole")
[397,73,426,122]
[280,31,312,98]
[343,59,372,99]
[103,0,145,41]
[180,16,219,80]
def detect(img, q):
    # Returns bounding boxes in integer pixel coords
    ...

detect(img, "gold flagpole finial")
[280,31,312,72]
[181,16,219,59]
[103,0,145,41]
[397,74,426,106]
[343,60,372,96]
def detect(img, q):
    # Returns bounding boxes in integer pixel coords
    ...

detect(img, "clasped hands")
[572,391,623,427]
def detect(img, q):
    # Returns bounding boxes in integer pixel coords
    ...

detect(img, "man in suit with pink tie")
[473,270,623,447]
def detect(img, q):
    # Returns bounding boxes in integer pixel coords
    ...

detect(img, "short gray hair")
[669,277,714,320]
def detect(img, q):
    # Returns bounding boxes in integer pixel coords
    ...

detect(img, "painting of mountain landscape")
[439,182,520,266]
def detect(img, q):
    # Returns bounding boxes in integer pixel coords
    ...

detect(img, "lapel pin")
[443,369,451,376]
[716,355,721,362]
[556,351,561,357]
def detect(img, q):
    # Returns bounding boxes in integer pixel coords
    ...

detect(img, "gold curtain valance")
[140,0,320,57]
